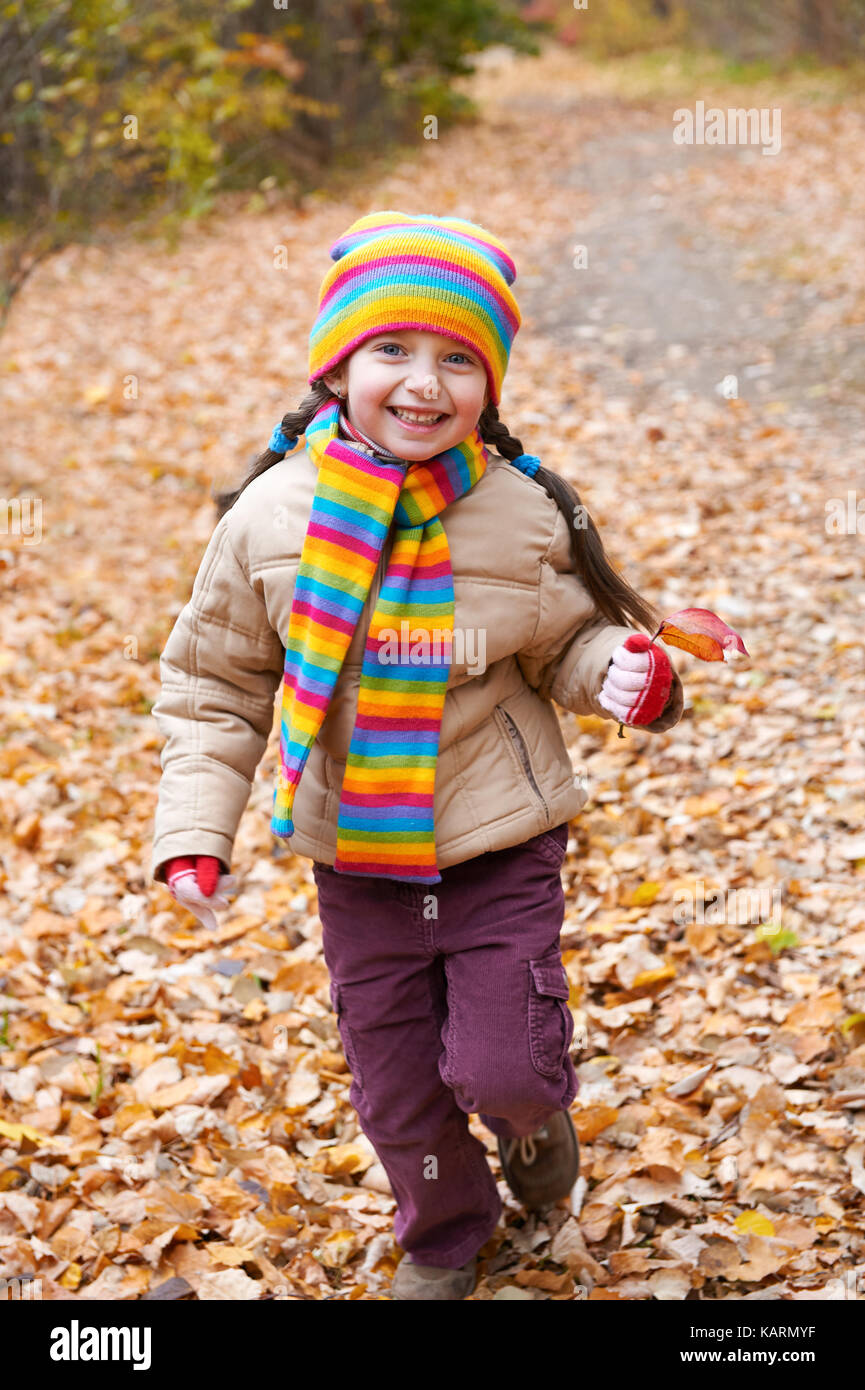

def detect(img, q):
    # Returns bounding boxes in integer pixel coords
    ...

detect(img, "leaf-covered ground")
[1,45,864,1301]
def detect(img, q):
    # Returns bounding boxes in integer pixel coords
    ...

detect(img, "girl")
[150,211,683,1301]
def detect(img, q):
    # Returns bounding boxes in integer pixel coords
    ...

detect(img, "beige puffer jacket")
[149,449,683,884]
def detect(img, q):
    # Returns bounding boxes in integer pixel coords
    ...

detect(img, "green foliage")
[579,0,689,58]
[0,0,535,323]
[754,921,800,955]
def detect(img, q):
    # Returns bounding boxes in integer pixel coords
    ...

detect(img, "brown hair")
[213,384,659,632]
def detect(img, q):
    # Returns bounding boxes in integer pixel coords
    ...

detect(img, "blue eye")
[374,343,476,367]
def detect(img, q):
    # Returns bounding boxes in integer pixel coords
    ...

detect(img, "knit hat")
[307,211,522,407]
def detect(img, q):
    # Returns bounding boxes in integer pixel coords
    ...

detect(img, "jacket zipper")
[495,705,551,825]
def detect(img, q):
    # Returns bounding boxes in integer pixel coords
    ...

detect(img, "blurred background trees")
[0,0,535,323]
[1,0,862,326]
[530,0,865,62]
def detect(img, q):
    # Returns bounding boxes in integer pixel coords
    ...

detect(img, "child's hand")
[598,633,674,727]
[165,855,235,931]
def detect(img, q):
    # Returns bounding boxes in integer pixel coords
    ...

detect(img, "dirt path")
[471,52,865,442]
[1,43,864,1301]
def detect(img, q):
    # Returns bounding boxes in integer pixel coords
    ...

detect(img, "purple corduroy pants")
[311,821,579,1269]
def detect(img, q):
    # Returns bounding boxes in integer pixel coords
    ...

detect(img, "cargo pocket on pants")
[527,956,574,1078]
[329,980,365,1091]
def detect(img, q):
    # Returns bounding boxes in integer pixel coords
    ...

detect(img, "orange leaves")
[783,988,844,1033]
[573,1104,619,1143]
[224,35,304,82]
[1,35,863,1309]
[652,607,749,662]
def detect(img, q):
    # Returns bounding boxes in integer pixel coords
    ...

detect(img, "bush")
[0,0,536,325]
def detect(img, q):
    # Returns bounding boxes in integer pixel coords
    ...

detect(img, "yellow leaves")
[318,1049,349,1075]
[81,380,110,406]
[734,1209,776,1237]
[271,958,330,996]
[589,1055,621,1074]
[0,1119,51,1146]
[309,1144,374,1177]
[814,1214,839,1233]
[206,1242,259,1267]
[115,1103,156,1135]
[630,964,677,990]
[317,1229,358,1268]
[12,812,41,849]
[1,38,863,1311]
[627,880,661,906]
[682,790,731,817]
[58,1263,83,1289]
[576,714,608,736]
[237,1112,271,1134]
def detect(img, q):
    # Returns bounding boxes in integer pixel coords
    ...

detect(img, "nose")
[404,370,441,401]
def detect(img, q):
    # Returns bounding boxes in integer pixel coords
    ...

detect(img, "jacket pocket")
[527,955,574,1078]
[329,981,365,1091]
[494,704,551,825]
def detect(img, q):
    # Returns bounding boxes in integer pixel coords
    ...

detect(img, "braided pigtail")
[478,403,659,633]
[212,380,335,519]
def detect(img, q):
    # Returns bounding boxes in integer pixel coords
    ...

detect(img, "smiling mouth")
[387,406,448,425]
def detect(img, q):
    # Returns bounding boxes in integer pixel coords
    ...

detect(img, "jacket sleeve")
[516,502,684,732]
[149,516,286,885]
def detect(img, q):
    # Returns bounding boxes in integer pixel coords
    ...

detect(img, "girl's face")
[323,329,489,459]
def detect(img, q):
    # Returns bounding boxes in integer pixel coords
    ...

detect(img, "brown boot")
[497,1109,580,1210]
[391,1253,478,1301]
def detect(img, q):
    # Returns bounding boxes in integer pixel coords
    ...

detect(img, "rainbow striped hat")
[307,211,522,407]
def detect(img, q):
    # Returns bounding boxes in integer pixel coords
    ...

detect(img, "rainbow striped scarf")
[271,396,489,884]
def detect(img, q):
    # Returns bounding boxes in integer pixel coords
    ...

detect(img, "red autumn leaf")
[651,608,749,662]
[616,607,749,736]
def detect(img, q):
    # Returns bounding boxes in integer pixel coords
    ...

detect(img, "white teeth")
[391,408,444,423]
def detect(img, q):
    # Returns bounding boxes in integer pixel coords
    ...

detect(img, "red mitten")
[598,633,673,727]
[165,855,234,930]
[166,855,224,896]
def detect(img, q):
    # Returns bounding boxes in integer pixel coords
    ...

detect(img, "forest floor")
[1,43,865,1300]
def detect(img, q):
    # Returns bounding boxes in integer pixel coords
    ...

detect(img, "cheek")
[452,385,486,417]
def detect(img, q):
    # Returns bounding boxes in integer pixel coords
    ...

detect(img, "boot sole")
[391,1255,478,1300]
